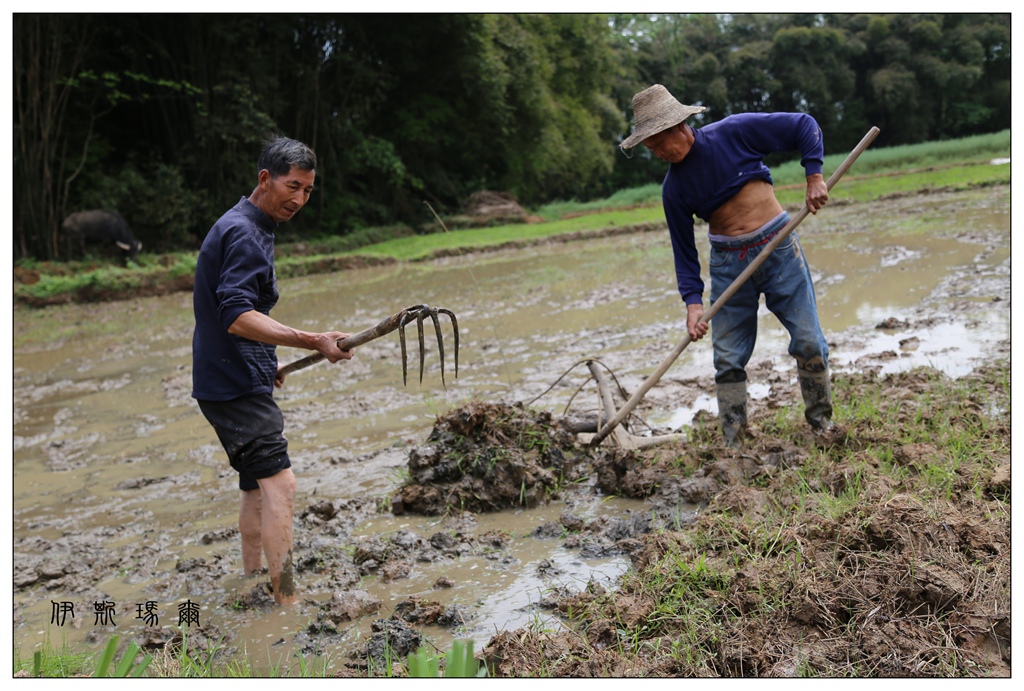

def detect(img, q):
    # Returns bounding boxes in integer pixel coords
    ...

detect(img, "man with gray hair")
[621,84,835,448]
[192,136,352,604]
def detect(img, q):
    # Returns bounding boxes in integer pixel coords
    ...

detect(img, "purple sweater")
[192,197,280,401]
[662,113,824,305]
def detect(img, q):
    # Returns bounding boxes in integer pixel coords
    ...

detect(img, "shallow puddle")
[349,495,646,648]
[11,186,1010,669]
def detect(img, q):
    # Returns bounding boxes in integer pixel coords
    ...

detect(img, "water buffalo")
[62,210,142,263]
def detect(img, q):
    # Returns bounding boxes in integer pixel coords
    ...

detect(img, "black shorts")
[197,394,291,491]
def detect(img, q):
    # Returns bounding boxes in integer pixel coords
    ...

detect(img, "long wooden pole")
[590,126,880,447]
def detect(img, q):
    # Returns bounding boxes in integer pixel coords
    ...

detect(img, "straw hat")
[620,84,706,150]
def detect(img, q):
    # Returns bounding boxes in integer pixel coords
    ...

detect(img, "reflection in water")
[12,187,1009,669]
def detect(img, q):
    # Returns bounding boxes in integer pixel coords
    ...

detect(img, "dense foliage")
[13,13,1009,260]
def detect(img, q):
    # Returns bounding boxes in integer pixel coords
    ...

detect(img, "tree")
[827,13,1009,145]
[770,24,859,141]
[14,15,99,260]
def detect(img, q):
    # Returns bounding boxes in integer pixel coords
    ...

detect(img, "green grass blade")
[443,640,483,678]
[113,641,141,677]
[131,654,154,678]
[93,636,119,678]
[407,646,440,677]
[406,647,425,677]
[442,640,466,677]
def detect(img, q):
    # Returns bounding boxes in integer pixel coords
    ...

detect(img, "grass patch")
[278,223,418,253]
[13,633,93,677]
[15,633,153,678]
[770,129,1010,185]
[775,160,1010,207]
[352,206,667,262]
[14,253,198,306]
[532,183,663,221]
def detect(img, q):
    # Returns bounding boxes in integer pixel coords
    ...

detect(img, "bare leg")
[255,468,297,605]
[238,489,263,575]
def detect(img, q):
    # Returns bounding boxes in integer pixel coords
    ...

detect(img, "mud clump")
[392,401,587,515]
[592,448,660,498]
[360,619,423,667]
[313,590,382,629]
[393,595,471,628]
[227,582,276,611]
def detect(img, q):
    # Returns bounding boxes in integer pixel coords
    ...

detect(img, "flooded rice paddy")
[10,186,1010,670]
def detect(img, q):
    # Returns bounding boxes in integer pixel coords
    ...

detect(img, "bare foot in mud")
[272,569,298,606]
[230,581,277,611]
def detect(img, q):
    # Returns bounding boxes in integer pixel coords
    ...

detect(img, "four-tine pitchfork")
[277,304,459,387]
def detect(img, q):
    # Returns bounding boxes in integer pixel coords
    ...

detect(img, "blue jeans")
[708,211,829,384]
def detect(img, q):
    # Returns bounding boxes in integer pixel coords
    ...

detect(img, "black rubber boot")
[798,369,835,432]
[716,381,748,448]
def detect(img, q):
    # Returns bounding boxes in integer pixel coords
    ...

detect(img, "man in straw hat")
[621,84,835,448]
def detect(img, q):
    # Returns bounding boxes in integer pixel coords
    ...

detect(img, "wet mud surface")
[12,186,1010,676]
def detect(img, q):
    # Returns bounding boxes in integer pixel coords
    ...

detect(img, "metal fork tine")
[437,308,459,379]
[416,310,426,384]
[427,308,446,389]
[398,312,411,387]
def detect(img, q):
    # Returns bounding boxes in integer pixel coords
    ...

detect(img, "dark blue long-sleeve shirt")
[192,197,280,401]
[662,112,824,305]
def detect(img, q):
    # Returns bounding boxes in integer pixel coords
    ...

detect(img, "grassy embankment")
[13,129,1009,305]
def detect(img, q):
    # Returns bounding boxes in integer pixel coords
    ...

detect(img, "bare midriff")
[708,180,784,237]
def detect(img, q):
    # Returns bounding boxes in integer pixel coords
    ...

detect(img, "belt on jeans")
[716,229,780,260]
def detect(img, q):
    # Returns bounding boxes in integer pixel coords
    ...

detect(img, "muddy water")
[11,187,1010,671]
